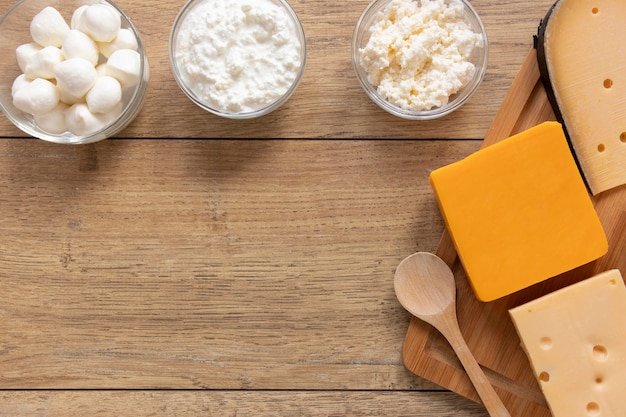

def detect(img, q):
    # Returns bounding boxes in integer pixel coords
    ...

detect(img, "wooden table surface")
[0,0,557,415]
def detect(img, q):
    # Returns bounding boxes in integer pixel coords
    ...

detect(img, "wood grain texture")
[0,139,480,390]
[0,140,493,417]
[0,0,555,139]
[0,391,489,416]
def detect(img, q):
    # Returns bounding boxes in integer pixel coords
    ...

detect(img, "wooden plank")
[0,139,480,389]
[0,390,489,416]
[401,48,626,416]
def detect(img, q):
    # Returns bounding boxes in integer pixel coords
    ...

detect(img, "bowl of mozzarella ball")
[169,0,306,119]
[0,0,149,144]
[352,0,487,120]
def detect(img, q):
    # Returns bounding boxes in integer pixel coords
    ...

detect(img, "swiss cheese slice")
[429,121,607,302]
[509,269,626,417]
[537,0,626,195]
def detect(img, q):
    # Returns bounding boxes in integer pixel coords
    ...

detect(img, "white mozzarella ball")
[16,42,42,73]
[11,74,32,97]
[24,46,64,80]
[101,101,124,124]
[12,77,59,115]
[65,103,108,135]
[86,76,122,114]
[98,29,138,58]
[78,4,121,42]
[95,63,109,77]
[34,102,69,134]
[105,49,141,88]
[61,29,99,66]
[58,88,85,106]
[30,7,70,47]
[54,57,98,98]
[70,5,88,30]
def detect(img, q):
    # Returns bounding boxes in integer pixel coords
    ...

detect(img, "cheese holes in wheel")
[537,0,626,194]
[592,345,608,361]
[586,402,600,416]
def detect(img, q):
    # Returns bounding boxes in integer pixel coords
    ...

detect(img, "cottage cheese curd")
[173,0,303,114]
[359,0,483,111]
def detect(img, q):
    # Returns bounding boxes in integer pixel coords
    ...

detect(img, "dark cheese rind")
[534,0,590,193]
[534,0,626,195]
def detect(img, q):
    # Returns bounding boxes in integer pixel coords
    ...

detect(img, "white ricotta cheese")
[359,0,483,111]
[174,0,303,114]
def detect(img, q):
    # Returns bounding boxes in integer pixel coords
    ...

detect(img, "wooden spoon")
[394,252,511,417]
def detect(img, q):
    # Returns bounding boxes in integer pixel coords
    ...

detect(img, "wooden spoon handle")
[442,320,511,417]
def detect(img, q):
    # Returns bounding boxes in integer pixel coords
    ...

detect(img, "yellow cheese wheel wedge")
[509,269,626,417]
[537,0,626,195]
[429,121,607,302]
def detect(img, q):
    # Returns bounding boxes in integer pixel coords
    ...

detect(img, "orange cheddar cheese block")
[509,269,626,417]
[429,121,608,302]
[537,0,626,195]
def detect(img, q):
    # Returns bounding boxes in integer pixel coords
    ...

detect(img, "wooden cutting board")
[401,47,626,417]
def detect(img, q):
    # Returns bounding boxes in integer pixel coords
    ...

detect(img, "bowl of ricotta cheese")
[352,0,487,120]
[169,0,306,119]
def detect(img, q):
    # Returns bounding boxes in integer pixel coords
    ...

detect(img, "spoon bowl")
[394,252,511,417]
[394,251,456,318]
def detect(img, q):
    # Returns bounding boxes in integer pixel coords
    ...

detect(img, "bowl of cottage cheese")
[169,0,306,119]
[352,0,487,120]
[0,0,150,144]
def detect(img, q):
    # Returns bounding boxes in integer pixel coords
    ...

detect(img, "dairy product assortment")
[358,0,484,111]
[420,1,626,397]
[7,0,485,128]
[428,119,623,416]
[11,5,141,136]
[173,0,303,114]
[3,0,626,415]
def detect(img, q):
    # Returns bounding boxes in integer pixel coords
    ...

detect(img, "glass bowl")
[0,0,149,144]
[351,0,488,120]
[169,0,306,119]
